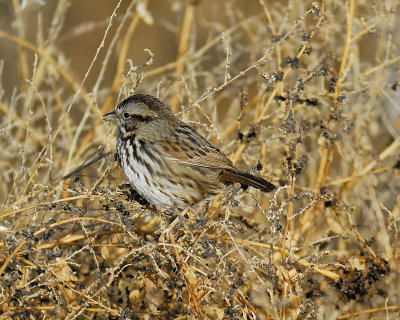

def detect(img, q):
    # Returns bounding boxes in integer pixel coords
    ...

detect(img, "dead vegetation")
[0,0,400,319]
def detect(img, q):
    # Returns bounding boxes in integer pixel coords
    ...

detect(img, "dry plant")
[0,0,399,319]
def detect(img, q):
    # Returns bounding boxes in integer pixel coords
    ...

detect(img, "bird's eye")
[123,112,130,119]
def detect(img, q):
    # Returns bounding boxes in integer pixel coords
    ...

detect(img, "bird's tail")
[220,169,276,193]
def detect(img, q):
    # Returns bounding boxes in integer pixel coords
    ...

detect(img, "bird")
[103,94,275,211]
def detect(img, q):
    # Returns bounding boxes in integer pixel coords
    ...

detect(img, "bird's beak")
[103,110,117,122]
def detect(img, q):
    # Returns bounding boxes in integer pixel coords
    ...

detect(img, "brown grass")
[0,0,400,319]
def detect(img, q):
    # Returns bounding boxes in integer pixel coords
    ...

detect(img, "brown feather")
[159,130,234,170]
[220,169,276,193]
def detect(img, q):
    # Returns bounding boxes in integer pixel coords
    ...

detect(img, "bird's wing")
[158,125,234,170]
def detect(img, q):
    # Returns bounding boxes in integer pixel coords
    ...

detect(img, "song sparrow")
[103,94,275,211]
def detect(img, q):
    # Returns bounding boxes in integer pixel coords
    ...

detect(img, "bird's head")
[103,94,177,139]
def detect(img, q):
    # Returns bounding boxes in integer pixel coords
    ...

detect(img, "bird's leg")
[118,184,151,207]
[157,208,190,243]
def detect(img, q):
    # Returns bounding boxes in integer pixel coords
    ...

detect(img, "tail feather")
[220,169,276,193]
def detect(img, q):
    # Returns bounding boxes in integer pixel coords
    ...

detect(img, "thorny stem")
[169,1,196,114]
[76,0,148,160]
